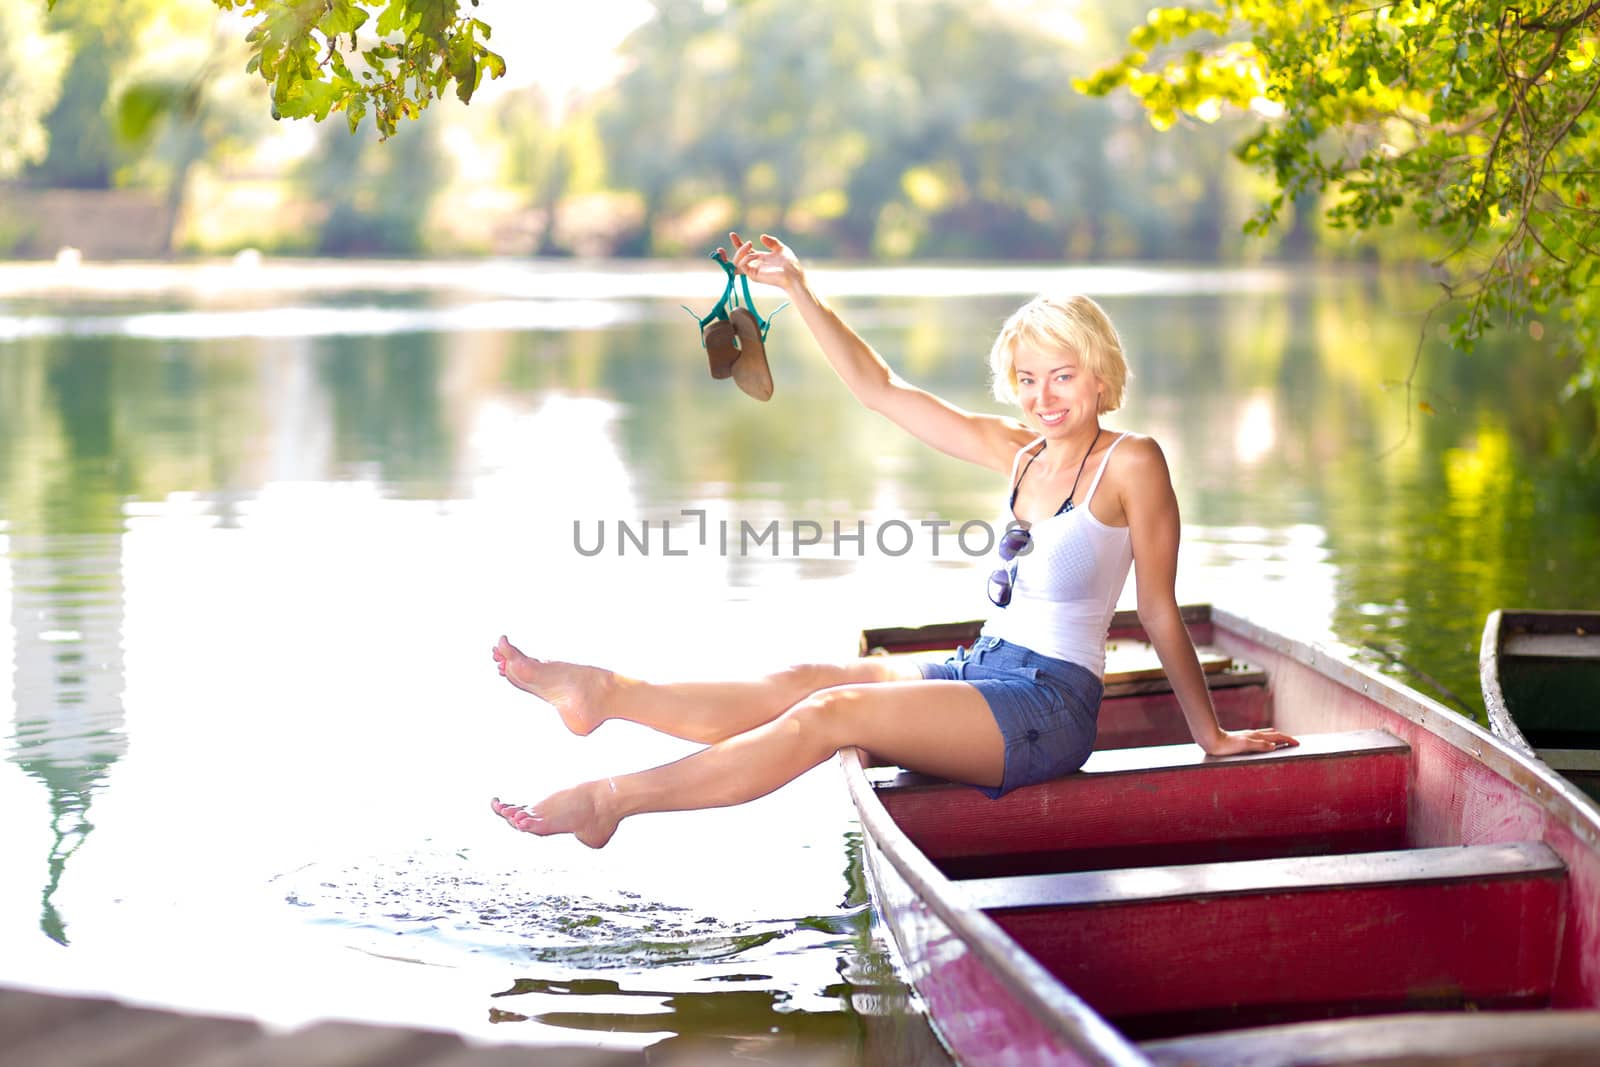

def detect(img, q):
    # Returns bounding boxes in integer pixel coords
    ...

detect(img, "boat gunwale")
[1481,607,1536,755]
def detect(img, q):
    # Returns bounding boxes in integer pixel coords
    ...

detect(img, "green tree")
[698,0,892,235]
[0,1,69,179]
[30,0,163,188]
[45,0,503,140]
[495,87,606,256]
[1079,0,1600,439]
[596,0,720,255]
[887,2,1109,258]
[114,8,273,254]
[299,107,446,253]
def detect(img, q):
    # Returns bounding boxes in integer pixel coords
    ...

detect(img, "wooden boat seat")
[869,730,1411,877]
[859,608,1272,749]
[959,841,1567,1035]
[864,632,1262,696]
[1141,1008,1600,1066]
[1097,640,1272,749]
[1504,630,1600,659]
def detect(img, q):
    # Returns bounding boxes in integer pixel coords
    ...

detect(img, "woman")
[490,232,1296,848]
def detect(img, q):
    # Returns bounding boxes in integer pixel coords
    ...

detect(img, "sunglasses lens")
[987,567,1013,607]
[998,527,1032,561]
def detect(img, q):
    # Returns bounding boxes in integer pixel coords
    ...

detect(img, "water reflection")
[480,832,945,1065]
[271,831,946,1064]
[8,535,126,946]
[0,263,1596,1054]
[0,300,634,342]
[2,344,132,946]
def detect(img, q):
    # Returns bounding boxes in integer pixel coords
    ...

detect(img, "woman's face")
[1012,347,1102,438]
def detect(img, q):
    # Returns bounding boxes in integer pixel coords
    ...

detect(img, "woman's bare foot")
[492,636,611,736]
[490,781,620,849]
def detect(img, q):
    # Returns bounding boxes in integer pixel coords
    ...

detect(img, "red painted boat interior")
[874,730,1409,878]
[984,844,1565,1036]
[859,606,1600,1054]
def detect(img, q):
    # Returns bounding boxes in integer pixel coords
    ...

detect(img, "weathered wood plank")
[859,604,1215,656]
[0,989,125,1046]
[0,1000,259,1067]
[859,619,984,656]
[1506,632,1600,660]
[1142,1009,1600,1067]
[960,841,1562,910]
[972,843,1566,1022]
[1538,748,1600,773]
[0,986,666,1067]
[863,638,1238,689]
[183,1020,466,1067]
[1101,640,1229,683]
[1102,665,1261,700]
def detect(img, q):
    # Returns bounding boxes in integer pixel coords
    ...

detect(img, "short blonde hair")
[988,294,1130,414]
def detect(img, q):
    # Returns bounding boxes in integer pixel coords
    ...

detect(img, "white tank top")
[980,433,1134,677]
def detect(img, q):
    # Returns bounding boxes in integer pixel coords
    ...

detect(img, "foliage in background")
[1080,0,1600,438]
[28,0,1266,262]
[0,2,69,179]
[113,4,273,253]
[494,87,607,256]
[299,109,444,253]
[31,0,166,188]
[220,0,502,137]
[45,0,503,139]
[593,0,1256,258]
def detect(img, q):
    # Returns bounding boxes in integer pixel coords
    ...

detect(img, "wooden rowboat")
[1481,609,1600,806]
[842,605,1600,1066]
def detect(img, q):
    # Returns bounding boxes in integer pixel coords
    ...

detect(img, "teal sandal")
[683,251,788,399]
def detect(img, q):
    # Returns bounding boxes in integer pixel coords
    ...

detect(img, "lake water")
[1,258,1596,1063]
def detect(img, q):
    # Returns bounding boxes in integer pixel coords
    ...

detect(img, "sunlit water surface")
[1,259,1596,1063]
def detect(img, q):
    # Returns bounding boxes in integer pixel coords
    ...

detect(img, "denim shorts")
[919,635,1103,798]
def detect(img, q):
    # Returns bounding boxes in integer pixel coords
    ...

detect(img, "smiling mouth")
[1038,410,1067,425]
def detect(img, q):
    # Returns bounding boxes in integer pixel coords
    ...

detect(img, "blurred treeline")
[1,0,1328,260]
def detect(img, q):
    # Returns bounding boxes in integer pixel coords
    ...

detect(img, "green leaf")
[376,0,406,37]
[323,0,370,37]
[115,81,181,146]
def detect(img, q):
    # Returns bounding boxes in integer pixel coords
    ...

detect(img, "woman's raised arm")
[728,233,1029,474]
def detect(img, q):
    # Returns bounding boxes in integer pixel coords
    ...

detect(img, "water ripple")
[272,850,866,970]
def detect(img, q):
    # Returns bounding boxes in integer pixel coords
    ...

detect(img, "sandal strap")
[682,252,738,334]
[685,249,790,342]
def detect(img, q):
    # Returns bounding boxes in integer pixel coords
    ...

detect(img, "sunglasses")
[987,523,1033,607]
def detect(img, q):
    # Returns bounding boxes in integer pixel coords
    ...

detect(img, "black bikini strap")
[1054,428,1102,516]
[1008,443,1044,509]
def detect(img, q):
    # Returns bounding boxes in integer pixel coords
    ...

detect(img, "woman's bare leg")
[491,678,1004,848]
[492,636,923,743]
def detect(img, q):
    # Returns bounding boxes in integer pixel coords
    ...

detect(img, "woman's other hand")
[722,231,804,294]
[1201,728,1299,757]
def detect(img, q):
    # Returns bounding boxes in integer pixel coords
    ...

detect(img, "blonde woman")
[491,232,1295,847]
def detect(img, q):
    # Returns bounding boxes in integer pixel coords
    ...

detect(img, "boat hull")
[1481,609,1600,805]
[846,605,1600,1065]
